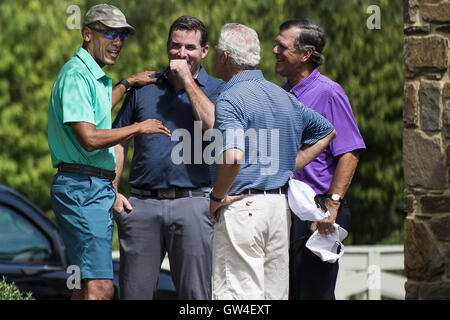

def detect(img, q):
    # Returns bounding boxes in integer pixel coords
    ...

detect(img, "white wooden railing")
[336,245,405,300]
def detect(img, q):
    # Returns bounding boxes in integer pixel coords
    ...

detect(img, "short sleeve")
[215,98,246,152]
[325,92,366,156]
[58,72,95,125]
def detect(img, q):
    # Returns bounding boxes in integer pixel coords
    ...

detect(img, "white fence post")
[367,249,381,300]
[336,245,405,300]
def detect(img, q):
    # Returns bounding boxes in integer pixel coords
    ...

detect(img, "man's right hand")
[137,119,171,136]
[113,192,133,220]
[169,59,193,86]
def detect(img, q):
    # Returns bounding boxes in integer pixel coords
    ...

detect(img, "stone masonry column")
[403,0,450,299]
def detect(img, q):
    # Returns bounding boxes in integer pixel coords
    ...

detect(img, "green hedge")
[0,276,34,300]
[0,0,403,244]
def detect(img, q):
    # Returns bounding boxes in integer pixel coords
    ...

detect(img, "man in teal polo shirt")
[48,4,170,300]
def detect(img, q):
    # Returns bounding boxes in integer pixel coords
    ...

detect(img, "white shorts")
[212,193,291,300]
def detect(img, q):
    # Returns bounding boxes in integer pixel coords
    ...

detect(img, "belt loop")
[189,190,192,198]
[279,187,282,195]
[249,189,252,196]
[79,164,84,175]
[99,168,103,178]
[264,190,267,196]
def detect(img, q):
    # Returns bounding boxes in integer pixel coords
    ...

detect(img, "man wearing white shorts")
[208,23,336,300]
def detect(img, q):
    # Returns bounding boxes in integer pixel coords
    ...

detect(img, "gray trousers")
[116,194,214,300]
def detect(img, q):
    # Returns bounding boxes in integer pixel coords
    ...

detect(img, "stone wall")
[403,0,450,299]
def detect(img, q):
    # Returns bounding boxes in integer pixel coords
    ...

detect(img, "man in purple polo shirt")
[273,19,366,299]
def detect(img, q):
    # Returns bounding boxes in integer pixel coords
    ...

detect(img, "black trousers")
[289,199,351,300]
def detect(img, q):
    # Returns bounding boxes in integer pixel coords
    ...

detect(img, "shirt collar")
[75,47,109,81]
[282,68,320,99]
[195,66,208,87]
[223,70,264,91]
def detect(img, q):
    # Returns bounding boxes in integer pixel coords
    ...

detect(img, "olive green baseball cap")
[83,4,136,35]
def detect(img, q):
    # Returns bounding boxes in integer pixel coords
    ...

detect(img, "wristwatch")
[326,193,343,202]
[209,192,225,203]
[118,78,131,92]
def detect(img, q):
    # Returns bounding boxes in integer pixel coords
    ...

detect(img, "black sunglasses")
[88,26,128,41]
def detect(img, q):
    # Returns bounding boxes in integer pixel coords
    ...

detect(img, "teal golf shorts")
[51,172,116,280]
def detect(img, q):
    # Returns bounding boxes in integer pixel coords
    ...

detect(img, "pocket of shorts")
[51,174,90,207]
[204,197,216,225]
[223,207,266,256]
[79,176,94,207]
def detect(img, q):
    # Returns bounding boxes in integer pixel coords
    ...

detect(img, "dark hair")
[279,19,325,68]
[167,16,208,47]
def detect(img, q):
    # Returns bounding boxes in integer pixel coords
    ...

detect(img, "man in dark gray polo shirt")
[112,16,223,300]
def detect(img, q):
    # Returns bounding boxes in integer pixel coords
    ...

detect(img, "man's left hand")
[210,194,245,222]
[126,70,157,87]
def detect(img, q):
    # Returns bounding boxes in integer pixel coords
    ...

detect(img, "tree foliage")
[0,0,403,244]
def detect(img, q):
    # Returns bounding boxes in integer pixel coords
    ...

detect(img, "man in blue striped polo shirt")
[208,23,336,300]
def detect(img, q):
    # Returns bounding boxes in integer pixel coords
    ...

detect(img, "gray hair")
[217,23,260,69]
